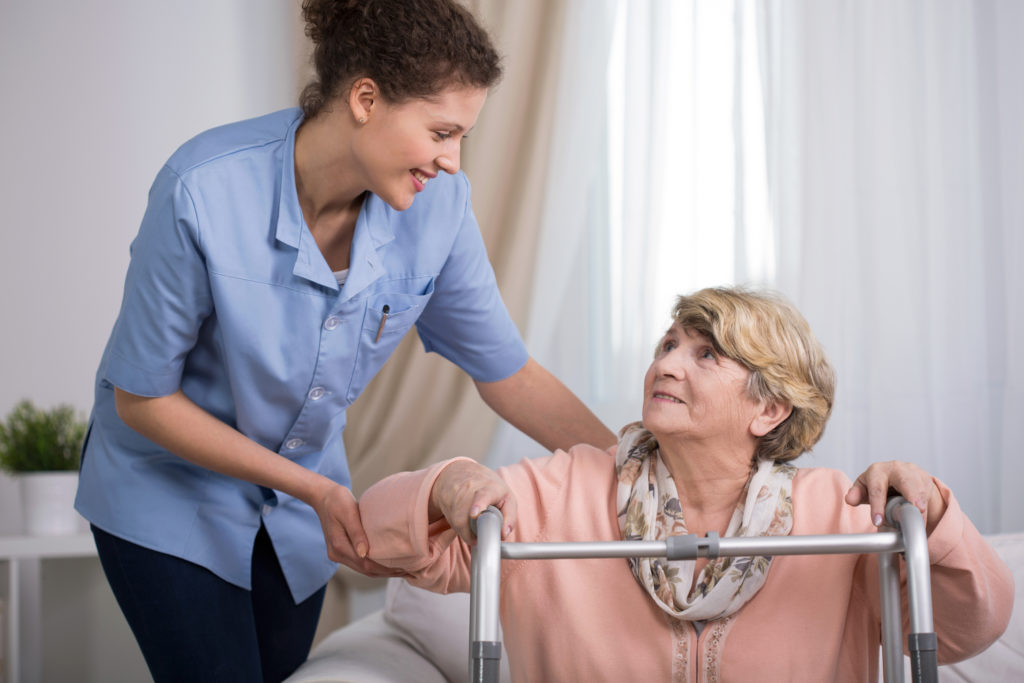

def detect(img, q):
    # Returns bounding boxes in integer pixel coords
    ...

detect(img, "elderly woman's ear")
[750,400,792,438]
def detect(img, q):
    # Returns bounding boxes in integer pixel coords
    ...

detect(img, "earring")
[358,116,367,124]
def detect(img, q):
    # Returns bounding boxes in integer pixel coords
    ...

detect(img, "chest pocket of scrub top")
[346,278,434,402]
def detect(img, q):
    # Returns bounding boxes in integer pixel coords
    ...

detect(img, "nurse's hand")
[314,483,408,577]
[429,459,517,546]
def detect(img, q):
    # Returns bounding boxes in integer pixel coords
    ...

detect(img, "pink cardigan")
[361,445,1013,682]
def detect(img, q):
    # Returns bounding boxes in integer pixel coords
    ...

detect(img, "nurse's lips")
[410,169,434,191]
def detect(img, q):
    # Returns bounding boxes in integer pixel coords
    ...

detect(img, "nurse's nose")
[436,148,461,175]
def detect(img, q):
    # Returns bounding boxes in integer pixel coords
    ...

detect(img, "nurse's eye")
[433,131,452,141]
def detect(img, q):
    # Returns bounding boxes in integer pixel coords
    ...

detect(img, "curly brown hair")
[300,0,503,119]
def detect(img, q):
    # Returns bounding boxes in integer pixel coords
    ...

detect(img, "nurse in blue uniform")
[75,1,615,681]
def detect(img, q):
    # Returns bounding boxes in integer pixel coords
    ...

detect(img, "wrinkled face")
[642,324,764,446]
[355,85,487,211]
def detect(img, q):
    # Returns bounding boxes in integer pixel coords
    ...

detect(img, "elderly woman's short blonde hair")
[670,287,836,463]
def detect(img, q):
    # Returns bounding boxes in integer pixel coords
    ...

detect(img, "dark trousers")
[92,523,326,683]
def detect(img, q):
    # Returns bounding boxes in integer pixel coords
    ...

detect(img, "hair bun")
[299,0,502,119]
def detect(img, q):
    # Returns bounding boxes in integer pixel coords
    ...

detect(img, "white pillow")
[382,578,510,682]
[287,611,447,683]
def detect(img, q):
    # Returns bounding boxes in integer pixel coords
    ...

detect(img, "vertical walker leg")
[470,506,504,683]
[878,551,904,683]
[885,498,938,683]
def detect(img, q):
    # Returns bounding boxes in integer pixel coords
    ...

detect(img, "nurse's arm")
[474,357,615,452]
[113,387,404,578]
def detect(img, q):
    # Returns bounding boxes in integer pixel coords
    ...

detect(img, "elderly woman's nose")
[654,351,687,378]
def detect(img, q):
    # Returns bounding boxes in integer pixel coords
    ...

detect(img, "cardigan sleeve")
[917,478,1014,663]
[359,445,615,595]
[358,457,476,595]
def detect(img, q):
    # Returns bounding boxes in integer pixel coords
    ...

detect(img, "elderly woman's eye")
[660,339,677,352]
[701,347,716,360]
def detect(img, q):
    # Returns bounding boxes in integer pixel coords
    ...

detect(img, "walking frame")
[469,496,938,683]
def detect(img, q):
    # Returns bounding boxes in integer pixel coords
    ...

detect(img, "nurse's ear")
[349,77,380,125]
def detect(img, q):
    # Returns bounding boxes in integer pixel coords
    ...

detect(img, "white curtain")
[488,0,768,464]
[491,0,1023,535]
[759,0,1024,534]
[600,0,772,415]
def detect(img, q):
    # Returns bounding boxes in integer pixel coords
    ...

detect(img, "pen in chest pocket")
[375,304,390,343]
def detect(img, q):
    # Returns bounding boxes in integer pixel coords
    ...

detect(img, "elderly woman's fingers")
[468,486,518,540]
[499,490,518,538]
[460,480,516,545]
[886,464,932,512]
[848,462,891,526]
[433,459,518,545]
[847,461,945,532]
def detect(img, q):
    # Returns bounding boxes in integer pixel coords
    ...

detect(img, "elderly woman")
[358,287,1012,681]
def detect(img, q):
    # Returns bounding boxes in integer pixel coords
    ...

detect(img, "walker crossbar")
[468,496,936,683]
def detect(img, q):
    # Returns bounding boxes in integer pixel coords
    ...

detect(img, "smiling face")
[642,324,770,451]
[352,84,488,211]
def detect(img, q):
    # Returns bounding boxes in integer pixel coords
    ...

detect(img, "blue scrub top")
[75,108,528,602]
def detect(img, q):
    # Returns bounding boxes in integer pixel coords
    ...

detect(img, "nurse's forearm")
[475,358,616,452]
[113,387,335,507]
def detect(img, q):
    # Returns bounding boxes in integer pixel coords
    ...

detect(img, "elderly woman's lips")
[652,392,683,403]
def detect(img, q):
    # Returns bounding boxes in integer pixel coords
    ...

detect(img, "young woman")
[75,1,614,681]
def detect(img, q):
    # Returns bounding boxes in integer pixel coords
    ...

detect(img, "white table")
[0,532,97,683]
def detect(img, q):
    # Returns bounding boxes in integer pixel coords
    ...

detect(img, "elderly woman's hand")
[429,459,517,546]
[845,461,947,534]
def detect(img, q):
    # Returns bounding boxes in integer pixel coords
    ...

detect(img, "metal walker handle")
[469,506,504,683]
[469,498,936,683]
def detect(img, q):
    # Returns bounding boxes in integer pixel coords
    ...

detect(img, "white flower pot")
[18,471,82,535]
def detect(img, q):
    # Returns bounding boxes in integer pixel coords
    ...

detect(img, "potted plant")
[0,399,87,535]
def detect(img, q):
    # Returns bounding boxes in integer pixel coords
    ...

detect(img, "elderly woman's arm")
[359,445,609,594]
[356,458,480,593]
[899,477,1013,661]
[357,457,523,594]
[846,463,1013,661]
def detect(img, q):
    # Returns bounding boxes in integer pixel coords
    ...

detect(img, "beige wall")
[0,2,303,680]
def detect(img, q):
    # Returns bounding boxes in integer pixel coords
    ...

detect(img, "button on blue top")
[75,109,528,602]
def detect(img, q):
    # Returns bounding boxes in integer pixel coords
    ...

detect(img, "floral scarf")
[616,424,796,622]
